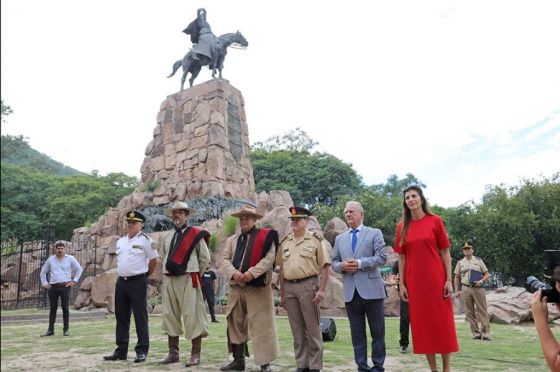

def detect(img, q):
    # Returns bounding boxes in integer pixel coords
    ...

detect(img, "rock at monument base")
[323,217,349,247]
[91,269,118,313]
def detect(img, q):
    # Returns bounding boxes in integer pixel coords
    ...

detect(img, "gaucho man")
[159,201,211,367]
[220,205,280,372]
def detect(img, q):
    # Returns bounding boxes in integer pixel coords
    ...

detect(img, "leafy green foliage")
[208,233,218,251]
[252,149,362,207]
[223,216,238,236]
[140,180,161,192]
[1,135,82,176]
[252,127,318,152]
[1,163,137,241]
[1,100,13,123]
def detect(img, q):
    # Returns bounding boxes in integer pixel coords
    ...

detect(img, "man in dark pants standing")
[390,259,410,353]
[202,267,219,323]
[40,241,83,337]
[332,201,388,372]
[103,210,159,363]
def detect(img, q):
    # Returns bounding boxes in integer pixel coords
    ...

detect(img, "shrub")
[208,233,218,251]
[223,216,238,236]
[140,180,161,192]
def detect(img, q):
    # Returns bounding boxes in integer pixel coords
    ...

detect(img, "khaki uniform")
[278,230,331,370]
[221,233,280,366]
[455,256,490,337]
[161,228,210,340]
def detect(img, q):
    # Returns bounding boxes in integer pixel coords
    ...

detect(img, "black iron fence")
[0,224,100,309]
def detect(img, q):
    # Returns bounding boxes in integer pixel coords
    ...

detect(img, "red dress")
[394,214,459,354]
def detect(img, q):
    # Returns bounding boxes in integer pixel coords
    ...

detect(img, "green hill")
[1,135,83,176]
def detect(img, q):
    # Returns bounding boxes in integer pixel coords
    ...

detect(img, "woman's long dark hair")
[399,185,433,247]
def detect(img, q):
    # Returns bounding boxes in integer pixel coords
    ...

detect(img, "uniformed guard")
[104,210,159,363]
[278,206,332,372]
[453,241,491,340]
[159,201,211,367]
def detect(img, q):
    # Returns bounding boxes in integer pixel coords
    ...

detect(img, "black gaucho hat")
[288,206,312,219]
[125,210,146,223]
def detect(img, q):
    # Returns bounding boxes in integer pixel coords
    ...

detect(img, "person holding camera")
[454,241,491,341]
[531,268,560,372]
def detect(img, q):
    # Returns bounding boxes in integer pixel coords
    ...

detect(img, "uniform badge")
[132,244,142,249]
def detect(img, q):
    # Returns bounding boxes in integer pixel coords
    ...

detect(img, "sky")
[2,0,559,207]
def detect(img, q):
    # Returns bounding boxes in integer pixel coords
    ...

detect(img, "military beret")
[288,206,312,219]
[125,210,146,223]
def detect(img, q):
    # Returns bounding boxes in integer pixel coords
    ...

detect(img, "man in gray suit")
[332,201,388,371]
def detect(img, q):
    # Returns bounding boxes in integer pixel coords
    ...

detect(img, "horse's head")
[233,31,249,47]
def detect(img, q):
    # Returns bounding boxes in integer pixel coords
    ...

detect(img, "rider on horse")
[183,8,218,68]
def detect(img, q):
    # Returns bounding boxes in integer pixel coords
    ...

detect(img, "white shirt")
[116,232,159,277]
[40,254,83,286]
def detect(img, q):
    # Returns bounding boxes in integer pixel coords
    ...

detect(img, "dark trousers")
[399,298,410,347]
[114,275,149,356]
[47,286,70,332]
[345,290,386,372]
[203,289,216,321]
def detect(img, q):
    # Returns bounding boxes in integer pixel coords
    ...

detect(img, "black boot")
[220,343,245,371]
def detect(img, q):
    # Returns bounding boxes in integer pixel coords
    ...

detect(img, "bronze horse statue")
[168,31,248,91]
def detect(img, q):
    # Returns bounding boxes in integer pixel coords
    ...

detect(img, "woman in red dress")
[394,185,458,372]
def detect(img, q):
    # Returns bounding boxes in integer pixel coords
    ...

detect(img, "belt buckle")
[123,276,128,281]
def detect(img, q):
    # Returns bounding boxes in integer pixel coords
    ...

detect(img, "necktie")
[351,229,358,253]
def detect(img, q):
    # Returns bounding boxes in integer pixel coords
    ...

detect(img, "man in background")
[454,241,491,341]
[40,241,83,337]
[202,267,219,323]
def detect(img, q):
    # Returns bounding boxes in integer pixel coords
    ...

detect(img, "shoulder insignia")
[139,232,151,239]
[312,232,323,241]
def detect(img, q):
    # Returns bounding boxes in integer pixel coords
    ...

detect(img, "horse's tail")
[167,60,182,78]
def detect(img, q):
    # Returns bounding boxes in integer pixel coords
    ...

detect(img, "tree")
[252,127,318,152]
[465,174,560,284]
[1,100,13,123]
[370,173,426,197]
[251,149,362,207]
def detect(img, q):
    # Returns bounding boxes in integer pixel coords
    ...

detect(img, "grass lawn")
[0,310,557,371]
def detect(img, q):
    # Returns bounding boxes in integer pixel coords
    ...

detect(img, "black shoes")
[103,352,127,361]
[212,319,220,323]
[134,353,147,363]
[472,334,482,340]
[40,331,54,337]
[482,336,491,341]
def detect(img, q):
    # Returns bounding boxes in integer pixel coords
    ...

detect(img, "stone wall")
[139,79,255,203]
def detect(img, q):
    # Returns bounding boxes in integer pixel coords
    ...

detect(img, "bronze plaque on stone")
[227,96,243,163]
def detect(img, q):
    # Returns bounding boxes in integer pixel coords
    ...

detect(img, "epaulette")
[139,232,152,240]
[279,236,289,245]
[312,232,323,241]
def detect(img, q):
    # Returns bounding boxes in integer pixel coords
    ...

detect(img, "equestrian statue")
[168,8,248,91]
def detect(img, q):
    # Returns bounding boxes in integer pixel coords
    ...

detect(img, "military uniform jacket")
[455,256,488,286]
[277,230,332,281]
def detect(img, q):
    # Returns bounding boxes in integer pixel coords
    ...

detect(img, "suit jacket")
[332,226,388,302]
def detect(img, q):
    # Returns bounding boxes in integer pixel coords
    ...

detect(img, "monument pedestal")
[140,79,255,204]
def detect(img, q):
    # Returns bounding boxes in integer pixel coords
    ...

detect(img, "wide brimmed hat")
[165,201,197,217]
[230,205,263,219]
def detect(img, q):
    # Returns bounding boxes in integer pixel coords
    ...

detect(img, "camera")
[525,250,560,304]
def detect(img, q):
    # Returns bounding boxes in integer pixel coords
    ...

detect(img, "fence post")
[15,240,24,308]
[39,222,55,309]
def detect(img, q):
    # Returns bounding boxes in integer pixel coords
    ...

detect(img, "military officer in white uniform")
[104,210,159,363]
